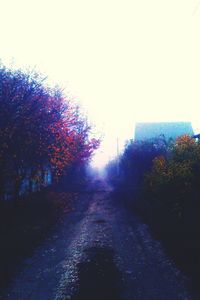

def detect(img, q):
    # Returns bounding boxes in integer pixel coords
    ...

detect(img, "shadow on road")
[73,246,121,300]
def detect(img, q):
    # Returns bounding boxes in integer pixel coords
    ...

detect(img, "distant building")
[134,122,194,141]
[193,133,200,139]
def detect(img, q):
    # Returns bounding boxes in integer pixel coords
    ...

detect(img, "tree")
[120,137,168,188]
[0,64,99,201]
[145,135,200,220]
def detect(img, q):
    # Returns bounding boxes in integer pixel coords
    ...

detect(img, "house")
[134,122,194,141]
[193,133,200,139]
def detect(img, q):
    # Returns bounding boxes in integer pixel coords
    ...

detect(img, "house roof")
[134,122,194,141]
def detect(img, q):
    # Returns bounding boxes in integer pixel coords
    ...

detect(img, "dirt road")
[0,187,196,300]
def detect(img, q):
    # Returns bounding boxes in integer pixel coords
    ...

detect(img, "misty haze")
[1,1,200,299]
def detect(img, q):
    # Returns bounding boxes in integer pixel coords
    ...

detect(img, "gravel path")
[0,187,196,300]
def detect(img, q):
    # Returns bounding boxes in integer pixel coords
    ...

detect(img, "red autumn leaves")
[0,65,99,197]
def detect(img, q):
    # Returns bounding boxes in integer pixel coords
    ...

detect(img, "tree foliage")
[145,135,200,219]
[118,137,168,187]
[0,64,99,200]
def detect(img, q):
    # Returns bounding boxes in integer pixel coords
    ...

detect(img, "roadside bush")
[145,135,200,224]
[120,137,168,188]
[106,136,169,190]
[144,135,200,279]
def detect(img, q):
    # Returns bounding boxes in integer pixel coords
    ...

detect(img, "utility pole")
[117,137,120,176]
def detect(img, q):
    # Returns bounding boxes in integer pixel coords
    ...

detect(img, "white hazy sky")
[1,0,200,167]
